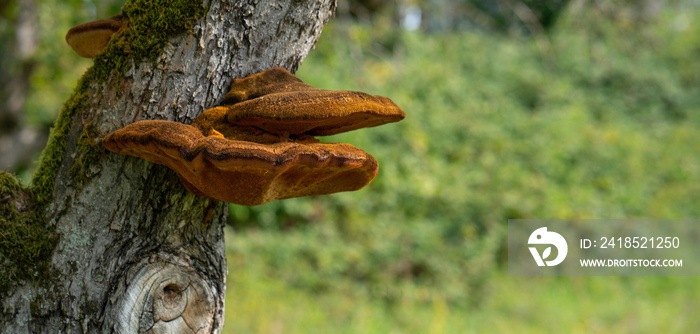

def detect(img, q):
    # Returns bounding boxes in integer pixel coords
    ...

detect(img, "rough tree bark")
[0,0,336,332]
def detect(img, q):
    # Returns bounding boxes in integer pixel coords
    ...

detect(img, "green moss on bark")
[0,172,58,294]
[31,89,88,208]
[93,0,207,84]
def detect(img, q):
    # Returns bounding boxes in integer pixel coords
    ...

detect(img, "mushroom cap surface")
[224,67,406,136]
[66,14,124,58]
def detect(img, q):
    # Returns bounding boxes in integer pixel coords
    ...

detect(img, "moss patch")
[0,172,58,294]
[93,0,207,84]
[31,90,88,208]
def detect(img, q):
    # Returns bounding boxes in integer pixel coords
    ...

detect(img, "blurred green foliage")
[223,248,700,333]
[224,2,700,330]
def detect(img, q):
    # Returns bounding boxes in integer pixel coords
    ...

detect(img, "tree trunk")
[0,0,335,332]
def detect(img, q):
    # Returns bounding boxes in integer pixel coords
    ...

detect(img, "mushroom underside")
[102,121,378,206]
[65,14,124,58]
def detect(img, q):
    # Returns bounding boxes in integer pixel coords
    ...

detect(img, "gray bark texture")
[1,0,336,332]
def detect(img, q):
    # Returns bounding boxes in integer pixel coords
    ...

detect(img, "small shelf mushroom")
[103,67,405,206]
[66,14,124,58]
[223,67,405,136]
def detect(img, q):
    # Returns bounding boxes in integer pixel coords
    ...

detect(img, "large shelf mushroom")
[103,67,405,206]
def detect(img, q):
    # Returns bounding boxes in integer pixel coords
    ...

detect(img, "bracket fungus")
[222,67,405,136]
[103,67,405,206]
[65,14,124,58]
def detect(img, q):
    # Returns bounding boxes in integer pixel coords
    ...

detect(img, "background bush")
[227,1,700,314]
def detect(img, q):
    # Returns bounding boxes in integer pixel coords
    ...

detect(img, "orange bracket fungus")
[65,14,124,58]
[222,67,405,136]
[103,67,405,206]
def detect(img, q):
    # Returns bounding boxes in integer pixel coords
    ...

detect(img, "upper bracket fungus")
[65,14,125,58]
[223,67,405,136]
[103,67,405,206]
